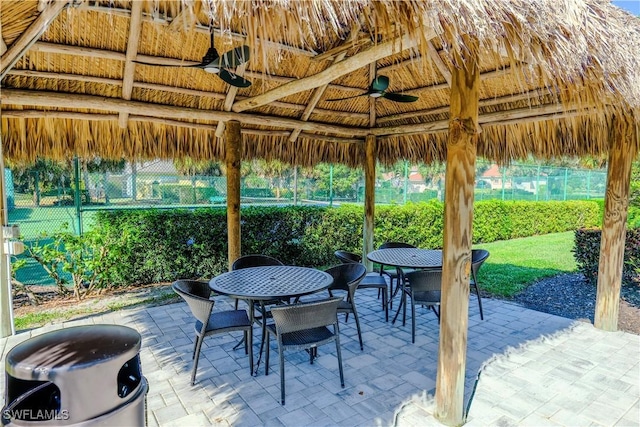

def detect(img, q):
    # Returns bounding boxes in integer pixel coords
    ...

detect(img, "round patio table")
[366,248,442,269]
[209,265,333,375]
[367,248,442,326]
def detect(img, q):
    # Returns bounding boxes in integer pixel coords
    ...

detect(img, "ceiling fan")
[326,75,418,103]
[134,29,251,88]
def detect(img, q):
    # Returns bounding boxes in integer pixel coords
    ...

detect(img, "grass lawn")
[476,231,577,298]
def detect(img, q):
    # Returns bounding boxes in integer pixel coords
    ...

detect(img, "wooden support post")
[595,116,637,331]
[0,130,14,337]
[435,39,480,426]
[225,121,242,270]
[363,135,376,270]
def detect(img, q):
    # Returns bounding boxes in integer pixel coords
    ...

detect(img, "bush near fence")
[573,228,640,287]
[93,200,601,287]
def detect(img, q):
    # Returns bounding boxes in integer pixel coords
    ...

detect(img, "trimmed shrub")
[574,228,640,287]
[93,200,601,286]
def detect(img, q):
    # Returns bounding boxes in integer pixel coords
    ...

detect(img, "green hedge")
[94,200,601,286]
[574,228,640,287]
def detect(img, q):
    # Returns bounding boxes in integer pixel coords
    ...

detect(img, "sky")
[611,0,640,15]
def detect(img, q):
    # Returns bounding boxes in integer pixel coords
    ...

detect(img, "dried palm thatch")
[1,0,638,166]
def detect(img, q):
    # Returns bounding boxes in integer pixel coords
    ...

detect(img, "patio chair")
[172,280,253,385]
[265,297,344,405]
[378,242,417,305]
[471,249,490,320]
[334,250,389,321]
[325,263,367,350]
[393,269,442,344]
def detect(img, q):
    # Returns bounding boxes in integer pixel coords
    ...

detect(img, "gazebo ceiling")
[0,0,638,166]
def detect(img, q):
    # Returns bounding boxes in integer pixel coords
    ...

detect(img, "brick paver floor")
[1,286,638,426]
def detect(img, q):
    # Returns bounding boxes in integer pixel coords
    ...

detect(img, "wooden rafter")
[2,89,594,140]
[287,52,348,143]
[4,69,370,121]
[77,3,317,57]
[0,0,70,80]
[369,63,377,127]
[27,42,362,93]
[119,0,143,128]
[426,41,452,86]
[232,30,436,112]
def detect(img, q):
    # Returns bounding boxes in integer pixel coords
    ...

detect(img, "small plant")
[27,224,116,300]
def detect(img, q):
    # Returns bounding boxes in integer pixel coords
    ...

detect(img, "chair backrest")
[405,270,442,304]
[334,250,362,264]
[379,241,416,249]
[172,280,215,325]
[325,263,367,294]
[232,254,284,270]
[270,297,342,335]
[471,249,490,280]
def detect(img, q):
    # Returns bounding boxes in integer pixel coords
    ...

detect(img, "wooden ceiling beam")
[377,88,549,124]
[1,89,371,137]
[0,0,70,80]
[77,3,317,57]
[288,51,348,143]
[25,41,361,93]
[426,41,451,86]
[4,69,369,121]
[232,30,436,113]
[119,0,143,128]
[1,109,362,144]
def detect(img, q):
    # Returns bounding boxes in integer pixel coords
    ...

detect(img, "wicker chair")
[172,280,253,385]
[393,269,442,344]
[265,297,345,405]
[378,242,417,305]
[471,249,490,320]
[334,250,389,321]
[325,263,367,350]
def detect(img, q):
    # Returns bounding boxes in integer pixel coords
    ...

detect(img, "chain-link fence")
[7,159,607,286]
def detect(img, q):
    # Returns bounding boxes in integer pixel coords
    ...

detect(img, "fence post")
[293,165,298,206]
[501,167,506,201]
[563,168,569,200]
[586,170,591,199]
[403,160,409,204]
[535,164,541,202]
[73,156,83,235]
[329,164,334,207]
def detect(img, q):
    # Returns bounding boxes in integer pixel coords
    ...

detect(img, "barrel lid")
[6,325,141,376]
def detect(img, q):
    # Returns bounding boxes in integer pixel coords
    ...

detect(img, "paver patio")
[1,288,638,426]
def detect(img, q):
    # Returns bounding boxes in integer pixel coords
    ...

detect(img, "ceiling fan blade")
[219,68,252,88]
[370,75,390,92]
[220,45,251,68]
[382,92,419,103]
[325,93,369,102]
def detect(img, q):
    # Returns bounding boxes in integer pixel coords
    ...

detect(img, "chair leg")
[383,286,389,322]
[192,334,198,360]
[335,332,345,388]
[247,329,254,375]
[411,300,416,344]
[279,340,286,405]
[352,307,363,351]
[265,331,270,376]
[402,288,407,327]
[191,334,204,386]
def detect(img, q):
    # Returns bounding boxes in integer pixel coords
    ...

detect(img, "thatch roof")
[1,0,639,167]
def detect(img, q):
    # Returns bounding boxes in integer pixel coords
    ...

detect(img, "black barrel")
[2,325,147,426]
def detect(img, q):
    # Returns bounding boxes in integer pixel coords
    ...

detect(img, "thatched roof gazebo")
[1,1,638,424]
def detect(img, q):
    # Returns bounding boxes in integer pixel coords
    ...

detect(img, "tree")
[10,159,70,206]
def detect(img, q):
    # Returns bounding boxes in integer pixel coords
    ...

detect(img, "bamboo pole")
[363,135,376,271]
[0,0,70,80]
[225,120,242,270]
[594,115,637,331]
[435,38,480,426]
[118,0,143,128]
[0,130,14,338]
